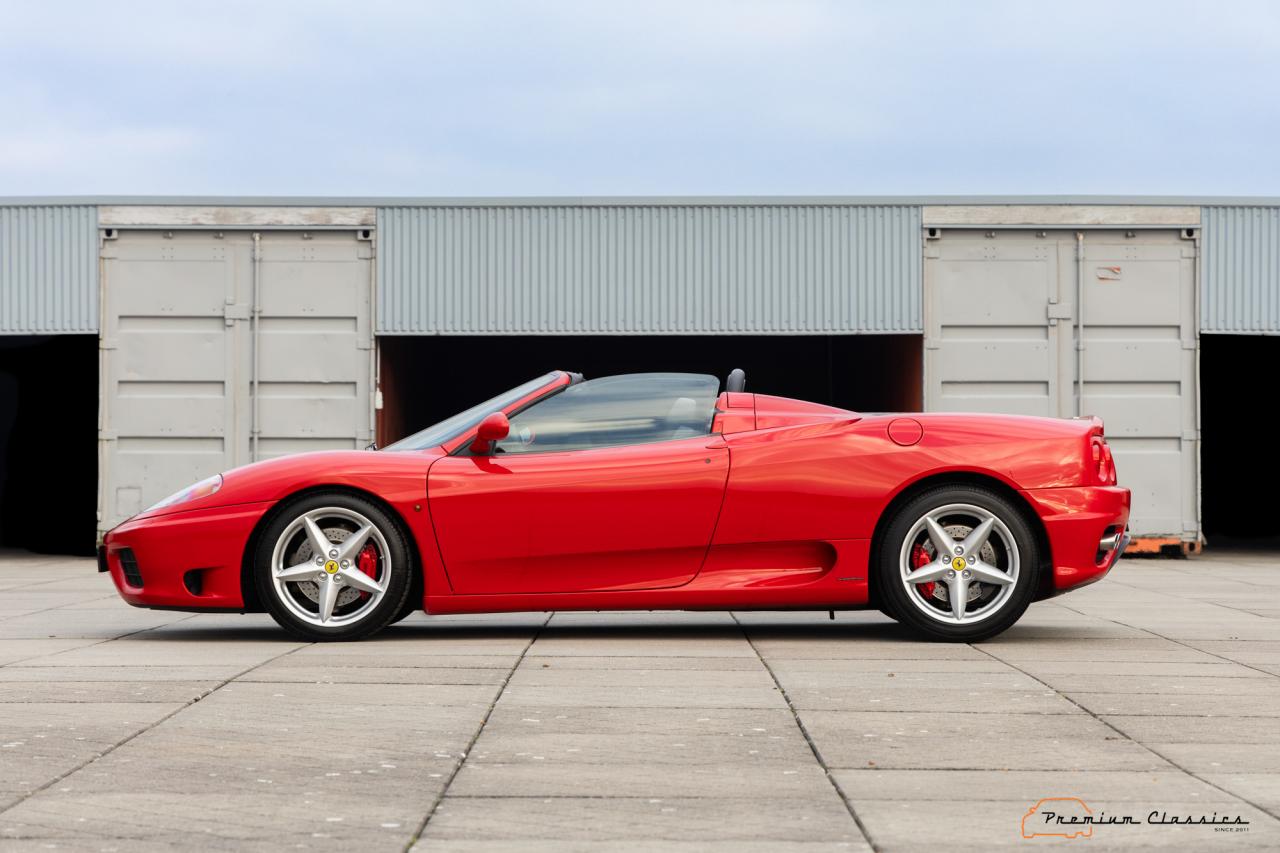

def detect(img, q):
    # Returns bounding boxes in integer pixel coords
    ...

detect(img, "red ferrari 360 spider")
[101,370,1130,642]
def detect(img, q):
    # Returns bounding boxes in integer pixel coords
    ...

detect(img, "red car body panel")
[428,436,730,594]
[101,373,1130,617]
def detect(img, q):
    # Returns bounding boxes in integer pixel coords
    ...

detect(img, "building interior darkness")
[377,334,924,447]
[1,331,1269,557]
[1199,334,1280,543]
[0,336,97,556]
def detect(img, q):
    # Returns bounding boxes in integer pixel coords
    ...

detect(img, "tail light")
[1090,436,1116,485]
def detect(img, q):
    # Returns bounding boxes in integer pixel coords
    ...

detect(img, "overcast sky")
[2,1,1277,197]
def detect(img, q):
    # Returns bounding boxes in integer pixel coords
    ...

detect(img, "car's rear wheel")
[876,485,1040,642]
[255,493,411,641]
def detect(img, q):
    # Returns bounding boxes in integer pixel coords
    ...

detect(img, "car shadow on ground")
[135,614,927,643]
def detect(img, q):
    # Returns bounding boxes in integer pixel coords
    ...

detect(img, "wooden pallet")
[1126,537,1201,557]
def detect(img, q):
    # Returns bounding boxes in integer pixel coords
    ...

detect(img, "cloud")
[1,1,1278,195]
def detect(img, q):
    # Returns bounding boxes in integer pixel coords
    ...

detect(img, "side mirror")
[469,412,510,455]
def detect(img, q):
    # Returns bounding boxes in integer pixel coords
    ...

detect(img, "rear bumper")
[1020,485,1131,594]
[101,502,273,610]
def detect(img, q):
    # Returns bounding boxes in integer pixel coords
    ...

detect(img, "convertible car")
[100,370,1130,642]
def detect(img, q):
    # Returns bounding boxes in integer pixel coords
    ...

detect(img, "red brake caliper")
[911,544,935,599]
[356,543,379,599]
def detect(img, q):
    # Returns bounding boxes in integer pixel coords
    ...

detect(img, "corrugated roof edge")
[3,195,1280,207]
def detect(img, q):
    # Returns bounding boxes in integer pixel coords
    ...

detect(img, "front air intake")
[118,548,143,588]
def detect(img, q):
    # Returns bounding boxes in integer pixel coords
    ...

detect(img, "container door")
[253,232,375,459]
[99,230,249,533]
[923,230,1072,418]
[1079,231,1198,540]
[98,230,375,536]
[924,228,1199,542]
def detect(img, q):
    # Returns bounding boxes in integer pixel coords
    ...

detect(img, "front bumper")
[101,501,274,610]
[1020,485,1131,594]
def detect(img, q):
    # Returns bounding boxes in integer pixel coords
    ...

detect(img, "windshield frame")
[383,371,571,452]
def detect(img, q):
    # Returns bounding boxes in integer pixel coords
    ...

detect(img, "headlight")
[146,474,223,512]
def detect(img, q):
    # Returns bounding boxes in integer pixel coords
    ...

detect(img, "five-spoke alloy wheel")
[255,492,411,641]
[876,485,1040,642]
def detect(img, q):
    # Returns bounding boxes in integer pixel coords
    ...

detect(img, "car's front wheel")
[255,492,412,641]
[876,485,1041,642]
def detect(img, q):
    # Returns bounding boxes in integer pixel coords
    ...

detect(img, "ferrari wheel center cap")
[951,557,966,571]
[324,560,340,575]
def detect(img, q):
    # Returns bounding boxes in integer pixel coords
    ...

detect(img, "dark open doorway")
[378,334,923,446]
[0,336,98,556]
[1200,334,1280,546]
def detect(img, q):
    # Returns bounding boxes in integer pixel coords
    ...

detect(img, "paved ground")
[0,553,1278,851]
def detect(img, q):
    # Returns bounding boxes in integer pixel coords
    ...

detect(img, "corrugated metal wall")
[377,204,922,335]
[1202,205,1280,334]
[0,205,98,334]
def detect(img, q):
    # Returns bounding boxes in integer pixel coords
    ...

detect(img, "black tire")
[254,492,412,642]
[875,485,1041,642]
[392,596,420,624]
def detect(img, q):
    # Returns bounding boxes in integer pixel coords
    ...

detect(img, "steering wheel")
[726,368,746,393]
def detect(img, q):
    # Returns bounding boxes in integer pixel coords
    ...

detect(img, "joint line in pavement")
[0,627,312,819]
[732,612,879,853]
[404,611,552,851]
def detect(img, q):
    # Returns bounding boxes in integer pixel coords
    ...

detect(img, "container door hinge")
[224,303,251,325]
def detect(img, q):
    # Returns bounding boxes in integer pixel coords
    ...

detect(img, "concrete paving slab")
[801,710,1169,771]
[832,768,1232,802]
[291,636,535,658]
[511,654,765,671]
[1070,691,1280,716]
[0,638,102,666]
[1041,673,1280,695]
[0,609,193,639]
[1103,714,1280,743]
[241,663,511,684]
[1015,660,1269,678]
[0,791,430,848]
[18,638,303,667]
[451,761,835,799]
[484,704,800,736]
[1,552,1278,849]
[483,728,803,761]
[1200,773,1280,813]
[747,637,990,661]
[768,669,1041,691]
[419,796,868,844]
[787,686,1081,714]
[0,680,218,703]
[499,684,786,709]
[527,635,756,658]
[1144,744,1280,774]
[0,704,186,795]
[506,665,776,688]
[204,679,503,707]
[767,658,1013,675]
[977,638,1222,663]
[0,664,248,682]
[1183,640,1280,665]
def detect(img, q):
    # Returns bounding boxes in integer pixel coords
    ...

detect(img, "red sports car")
[101,370,1130,642]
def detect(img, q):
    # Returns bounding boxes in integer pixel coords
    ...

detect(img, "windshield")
[384,372,562,451]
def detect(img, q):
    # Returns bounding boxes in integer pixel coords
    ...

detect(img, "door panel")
[925,235,1064,417]
[428,438,729,594]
